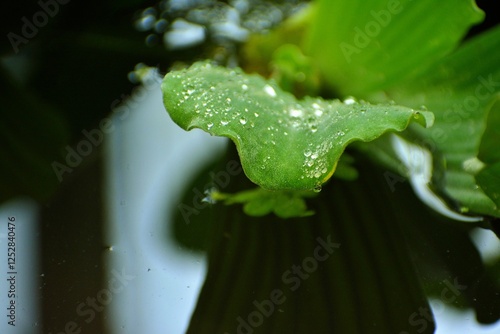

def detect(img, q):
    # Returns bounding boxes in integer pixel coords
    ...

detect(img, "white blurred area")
[434,302,500,334]
[104,72,227,333]
[0,198,41,334]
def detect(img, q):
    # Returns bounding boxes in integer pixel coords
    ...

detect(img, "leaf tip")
[413,110,434,128]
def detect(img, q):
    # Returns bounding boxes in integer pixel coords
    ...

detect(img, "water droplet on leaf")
[313,184,322,193]
[343,96,356,105]
[264,85,276,97]
[289,108,303,118]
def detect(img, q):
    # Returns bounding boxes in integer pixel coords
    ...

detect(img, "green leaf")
[241,4,314,76]
[476,165,500,209]
[161,61,432,191]
[268,44,322,98]
[476,97,500,208]
[305,0,484,95]
[478,96,500,164]
[379,25,500,218]
[213,187,316,218]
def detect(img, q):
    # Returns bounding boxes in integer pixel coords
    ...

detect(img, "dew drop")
[289,109,303,117]
[311,153,318,160]
[240,118,247,125]
[254,112,259,117]
[220,120,229,126]
[242,84,248,90]
[343,96,356,105]
[304,150,312,157]
[264,85,276,97]
[207,122,213,130]
[313,184,322,193]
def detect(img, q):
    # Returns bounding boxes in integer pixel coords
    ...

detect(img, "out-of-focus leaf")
[476,165,500,208]
[241,4,315,77]
[475,97,500,208]
[305,0,484,95]
[162,61,433,191]
[478,97,500,164]
[269,44,322,98]
[213,187,316,218]
[379,25,500,218]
